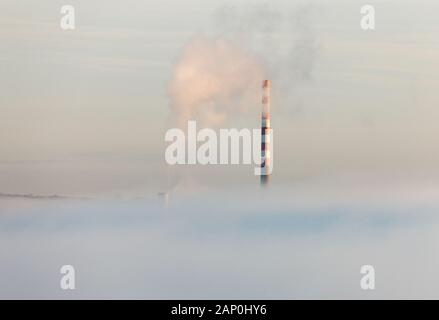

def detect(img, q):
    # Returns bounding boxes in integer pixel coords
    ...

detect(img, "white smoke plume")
[169,36,265,127]
[168,3,316,126]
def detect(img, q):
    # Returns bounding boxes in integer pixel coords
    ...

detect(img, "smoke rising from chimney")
[168,3,316,126]
[169,37,265,127]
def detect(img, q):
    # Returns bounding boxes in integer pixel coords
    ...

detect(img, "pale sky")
[1,0,439,196]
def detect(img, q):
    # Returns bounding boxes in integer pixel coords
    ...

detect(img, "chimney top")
[262,80,271,88]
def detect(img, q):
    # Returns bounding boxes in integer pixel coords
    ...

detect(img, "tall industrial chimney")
[260,80,271,185]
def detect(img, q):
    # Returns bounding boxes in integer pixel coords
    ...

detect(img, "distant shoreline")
[0,193,90,200]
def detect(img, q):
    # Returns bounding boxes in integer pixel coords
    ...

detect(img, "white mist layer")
[1,185,439,299]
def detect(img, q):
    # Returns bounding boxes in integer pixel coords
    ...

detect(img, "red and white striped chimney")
[260,79,271,185]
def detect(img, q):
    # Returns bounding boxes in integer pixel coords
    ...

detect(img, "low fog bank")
[1,185,439,299]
